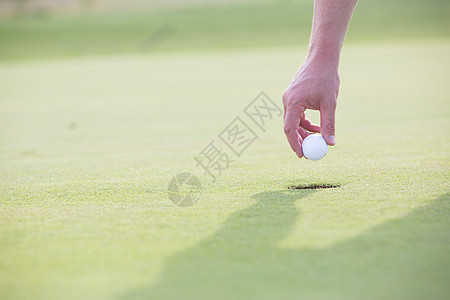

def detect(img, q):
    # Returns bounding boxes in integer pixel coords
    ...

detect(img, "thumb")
[320,105,336,146]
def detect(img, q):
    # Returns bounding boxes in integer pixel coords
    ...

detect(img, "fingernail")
[329,135,336,145]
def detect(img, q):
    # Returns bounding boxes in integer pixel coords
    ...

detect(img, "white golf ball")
[302,134,328,160]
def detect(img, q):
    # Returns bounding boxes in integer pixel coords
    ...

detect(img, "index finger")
[283,105,305,158]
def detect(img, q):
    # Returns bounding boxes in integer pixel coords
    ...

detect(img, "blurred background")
[0,0,449,61]
[1,1,449,300]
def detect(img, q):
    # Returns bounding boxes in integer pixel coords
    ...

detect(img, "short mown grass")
[0,1,449,299]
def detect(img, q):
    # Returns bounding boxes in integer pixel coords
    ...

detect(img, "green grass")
[0,0,450,299]
[0,38,449,299]
[0,0,449,61]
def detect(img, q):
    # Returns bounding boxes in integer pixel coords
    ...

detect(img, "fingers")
[284,106,305,158]
[320,103,337,146]
[300,117,321,133]
[298,127,314,139]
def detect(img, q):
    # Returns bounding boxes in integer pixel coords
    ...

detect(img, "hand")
[282,56,340,158]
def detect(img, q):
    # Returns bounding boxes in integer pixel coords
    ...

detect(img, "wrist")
[299,50,340,79]
[305,44,340,70]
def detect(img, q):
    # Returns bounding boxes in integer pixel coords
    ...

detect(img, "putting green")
[1,0,449,61]
[0,40,449,300]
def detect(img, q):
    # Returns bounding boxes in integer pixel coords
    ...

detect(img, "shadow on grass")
[120,191,450,300]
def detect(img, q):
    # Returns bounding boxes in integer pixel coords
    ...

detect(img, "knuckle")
[330,99,337,110]
[283,91,303,106]
[324,98,337,109]
[323,120,335,132]
[321,102,337,114]
[283,125,293,135]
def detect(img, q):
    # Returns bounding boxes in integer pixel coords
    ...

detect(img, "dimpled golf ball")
[302,134,328,160]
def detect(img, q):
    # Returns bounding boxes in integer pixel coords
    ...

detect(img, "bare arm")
[282,0,358,158]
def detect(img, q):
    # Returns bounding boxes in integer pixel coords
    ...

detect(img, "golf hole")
[288,184,340,190]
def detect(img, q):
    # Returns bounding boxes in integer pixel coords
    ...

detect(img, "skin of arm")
[282,0,358,158]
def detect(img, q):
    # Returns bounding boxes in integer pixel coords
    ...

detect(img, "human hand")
[282,56,340,158]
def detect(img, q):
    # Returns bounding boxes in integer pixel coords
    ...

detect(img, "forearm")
[306,0,358,67]
[282,0,358,155]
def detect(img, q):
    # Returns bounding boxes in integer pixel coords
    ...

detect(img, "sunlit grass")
[0,39,449,299]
